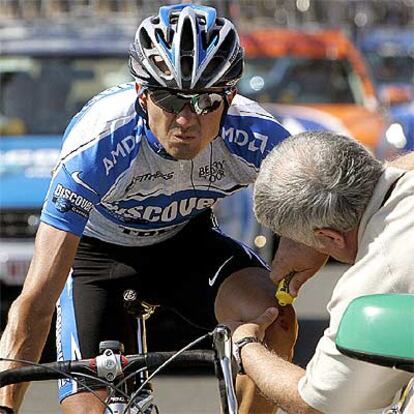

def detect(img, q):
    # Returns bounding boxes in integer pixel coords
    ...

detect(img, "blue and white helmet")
[129,4,244,90]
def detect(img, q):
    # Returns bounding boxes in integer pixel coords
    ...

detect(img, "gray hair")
[253,131,384,247]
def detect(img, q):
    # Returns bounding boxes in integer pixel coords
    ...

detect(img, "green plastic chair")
[336,293,414,373]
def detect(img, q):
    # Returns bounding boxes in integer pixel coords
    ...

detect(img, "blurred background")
[0,0,413,369]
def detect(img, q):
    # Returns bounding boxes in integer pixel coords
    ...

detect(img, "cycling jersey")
[41,83,289,246]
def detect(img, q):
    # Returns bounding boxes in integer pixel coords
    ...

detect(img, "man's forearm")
[0,295,54,408]
[389,151,414,170]
[241,342,320,414]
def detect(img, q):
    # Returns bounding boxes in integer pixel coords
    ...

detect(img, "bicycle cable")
[105,367,149,414]
[124,331,213,412]
[0,357,113,412]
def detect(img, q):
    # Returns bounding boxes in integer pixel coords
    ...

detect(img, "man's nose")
[175,104,196,127]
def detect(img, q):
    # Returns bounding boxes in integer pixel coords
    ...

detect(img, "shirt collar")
[357,166,406,244]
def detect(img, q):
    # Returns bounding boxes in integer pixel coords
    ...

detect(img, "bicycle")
[0,290,239,414]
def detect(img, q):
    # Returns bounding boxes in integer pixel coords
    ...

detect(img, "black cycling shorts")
[56,210,268,401]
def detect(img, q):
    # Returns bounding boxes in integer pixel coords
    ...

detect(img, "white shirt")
[298,167,414,413]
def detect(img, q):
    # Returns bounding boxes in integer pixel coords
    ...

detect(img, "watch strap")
[233,336,261,375]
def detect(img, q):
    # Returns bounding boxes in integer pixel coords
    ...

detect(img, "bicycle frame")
[0,291,239,414]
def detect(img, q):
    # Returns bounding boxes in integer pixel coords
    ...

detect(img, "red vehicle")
[238,28,390,154]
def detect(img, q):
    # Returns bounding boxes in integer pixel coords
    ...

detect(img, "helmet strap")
[134,85,149,125]
[219,88,235,128]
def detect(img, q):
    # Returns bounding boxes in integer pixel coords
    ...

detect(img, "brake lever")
[213,325,238,414]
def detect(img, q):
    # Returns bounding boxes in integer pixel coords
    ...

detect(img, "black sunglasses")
[147,88,230,115]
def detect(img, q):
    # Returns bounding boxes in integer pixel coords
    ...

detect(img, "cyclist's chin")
[166,140,203,160]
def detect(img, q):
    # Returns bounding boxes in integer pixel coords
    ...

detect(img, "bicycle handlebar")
[0,350,216,387]
[0,326,238,414]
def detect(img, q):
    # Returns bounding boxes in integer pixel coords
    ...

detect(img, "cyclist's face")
[140,89,234,160]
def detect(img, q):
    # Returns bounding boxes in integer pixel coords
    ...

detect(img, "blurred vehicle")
[0,23,133,292]
[357,28,414,156]
[238,28,394,156]
[217,28,395,262]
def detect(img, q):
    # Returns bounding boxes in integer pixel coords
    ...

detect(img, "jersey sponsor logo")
[125,171,174,192]
[199,160,226,182]
[56,302,71,388]
[103,135,137,175]
[56,301,64,363]
[106,197,215,223]
[121,227,171,237]
[70,171,98,194]
[221,127,269,153]
[52,184,94,218]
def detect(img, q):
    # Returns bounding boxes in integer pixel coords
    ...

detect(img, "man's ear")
[313,228,346,249]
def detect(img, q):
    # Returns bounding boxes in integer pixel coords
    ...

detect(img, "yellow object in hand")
[275,278,295,306]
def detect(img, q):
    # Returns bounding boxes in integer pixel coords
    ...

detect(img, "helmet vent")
[224,58,243,81]
[203,57,224,79]
[221,31,236,59]
[170,11,180,25]
[155,28,167,46]
[208,29,220,45]
[139,29,153,49]
[180,56,193,79]
[151,55,171,76]
[197,15,206,26]
[180,18,194,52]
[201,31,208,49]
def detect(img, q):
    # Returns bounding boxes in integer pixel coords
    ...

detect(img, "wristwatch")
[233,336,261,375]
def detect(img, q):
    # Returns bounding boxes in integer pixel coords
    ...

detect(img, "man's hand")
[228,307,279,343]
[271,237,329,297]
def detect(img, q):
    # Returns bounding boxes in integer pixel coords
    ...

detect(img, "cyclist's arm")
[0,223,80,410]
[388,151,414,170]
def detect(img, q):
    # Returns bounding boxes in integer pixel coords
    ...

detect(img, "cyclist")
[0,4,296,414]
[230,132,414,413]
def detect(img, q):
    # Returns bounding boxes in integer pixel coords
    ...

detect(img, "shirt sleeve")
[40,163,101,236]
[298,334,410,413]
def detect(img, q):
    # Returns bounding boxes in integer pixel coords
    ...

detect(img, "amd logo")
[103,135,137,175]
[221,127,269,153]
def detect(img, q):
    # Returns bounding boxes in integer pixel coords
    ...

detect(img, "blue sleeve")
[40,114,140,236]
[222,114,290,170]
[40,163,101,236]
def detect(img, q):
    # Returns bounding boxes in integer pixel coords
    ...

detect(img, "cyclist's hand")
[271,237,329,297]
[230,307,279,343]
